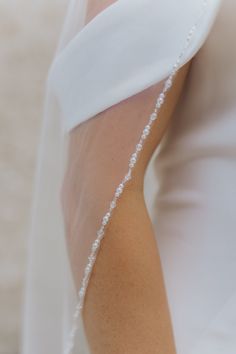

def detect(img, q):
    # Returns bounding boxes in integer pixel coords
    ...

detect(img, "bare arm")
[81,69,190,354]
[62,1,191,353]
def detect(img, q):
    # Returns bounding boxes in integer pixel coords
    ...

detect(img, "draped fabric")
[21,1,236,354]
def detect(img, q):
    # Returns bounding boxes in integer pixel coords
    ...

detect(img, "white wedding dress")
[22,0,236,353]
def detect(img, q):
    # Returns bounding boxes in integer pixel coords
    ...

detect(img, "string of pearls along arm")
[64,1,209,353]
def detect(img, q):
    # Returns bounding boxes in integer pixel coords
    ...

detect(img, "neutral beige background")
[0,1,67,352]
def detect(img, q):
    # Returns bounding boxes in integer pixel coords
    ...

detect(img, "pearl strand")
[64,1,209,353]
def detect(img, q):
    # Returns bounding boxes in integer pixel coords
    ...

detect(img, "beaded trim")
[64,1,209,352]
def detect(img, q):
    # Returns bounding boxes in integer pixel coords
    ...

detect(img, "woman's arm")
[82,69,190,354]
[63,64,190,354]
[62,1,191,353]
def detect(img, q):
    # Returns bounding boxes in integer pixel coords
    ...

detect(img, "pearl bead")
[130,157,136,165]
[88,254,95,263]
[118,183,124,191]
[110,200,116,208]
[136,143,143,151]
[159,92,165,100]
[150,112,157,121]
[124,173,130,182]
[102,214,109,225]
[156,96,164,108]
[92,239,100,252]
[164,78,172,91]
[141,132,148,139]
[97,229,104,237]
[85,264,91,275]
[79,287,85,298]
[115,186,123,197]
[125,170,132,181]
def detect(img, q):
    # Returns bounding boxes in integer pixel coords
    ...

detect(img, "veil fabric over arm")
[22,1,222,354]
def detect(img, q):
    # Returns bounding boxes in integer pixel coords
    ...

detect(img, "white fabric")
[21,1,236,354]
[49,0,221,132]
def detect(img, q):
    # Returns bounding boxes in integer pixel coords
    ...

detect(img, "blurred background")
[0,1,67,352]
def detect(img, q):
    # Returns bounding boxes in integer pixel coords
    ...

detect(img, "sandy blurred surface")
[0,1,67,352]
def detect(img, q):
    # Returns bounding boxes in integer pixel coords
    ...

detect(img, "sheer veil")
[22,1,91,353]
[22,1,222,354]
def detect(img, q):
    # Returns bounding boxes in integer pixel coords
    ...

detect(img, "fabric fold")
[48,0,221,133]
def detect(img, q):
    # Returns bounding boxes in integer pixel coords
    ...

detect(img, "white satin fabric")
[49,0,221,132]
[22,1,236,353]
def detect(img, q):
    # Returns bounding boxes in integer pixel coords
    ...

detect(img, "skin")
[62,1,192,353]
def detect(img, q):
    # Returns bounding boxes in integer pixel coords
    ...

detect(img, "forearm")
[83,183,177,354]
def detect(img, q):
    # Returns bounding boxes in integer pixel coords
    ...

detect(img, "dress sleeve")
[48,0,221,132]
[22,1,222,354]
